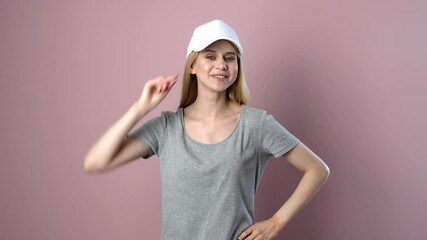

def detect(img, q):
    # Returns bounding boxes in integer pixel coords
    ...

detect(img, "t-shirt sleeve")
[127,113,167,159]
[260,113,300,158]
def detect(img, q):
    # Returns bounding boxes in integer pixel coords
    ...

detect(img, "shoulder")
[239,105,271,132]
[142,109,182,128]
[241,105,287,131]
[156,108,183,127]
[160,108,181,119]
[242,105,269,121]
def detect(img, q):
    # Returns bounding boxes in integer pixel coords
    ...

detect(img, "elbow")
[306,160,330,184]
[83,157,97,174]
[83,160,97,174]
[320,162,330,183]
[83,154,107,174]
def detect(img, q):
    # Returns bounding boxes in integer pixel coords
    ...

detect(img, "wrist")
[271,213,287,231]
[130,101,152,119]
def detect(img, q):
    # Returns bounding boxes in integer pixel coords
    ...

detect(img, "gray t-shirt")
[129,105,299,240]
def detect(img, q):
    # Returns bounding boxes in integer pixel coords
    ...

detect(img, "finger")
[162,75,178,93]
[159,81,174,95]
[156,75,177,90]
[170,75,178,84]
[161,83,169,93]
[162,74,177,81]
[168,73,179,80]
[156,82,164,93]
[237,227,253,240]
[153,75,170,85]
[243,234,257,240]
[166,78,177,90]
[166,74,179,85]
[145,74,177,96]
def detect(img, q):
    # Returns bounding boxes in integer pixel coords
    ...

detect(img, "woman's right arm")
[84,75,178,174]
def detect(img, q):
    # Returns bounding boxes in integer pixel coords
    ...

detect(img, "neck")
[186,92,238,119]
[190,92,230,119]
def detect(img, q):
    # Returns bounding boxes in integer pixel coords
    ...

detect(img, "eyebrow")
[202,49,237,55]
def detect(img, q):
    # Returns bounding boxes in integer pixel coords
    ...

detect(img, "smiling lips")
[211,74,228,80]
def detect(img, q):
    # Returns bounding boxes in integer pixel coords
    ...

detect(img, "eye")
[225,55,237,62]
[205,55,216,60]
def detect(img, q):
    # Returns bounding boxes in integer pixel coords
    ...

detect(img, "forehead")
[202,40,238,54]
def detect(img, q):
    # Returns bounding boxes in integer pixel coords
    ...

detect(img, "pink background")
[1,0,426,239]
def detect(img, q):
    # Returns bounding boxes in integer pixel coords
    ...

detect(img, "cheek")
[202,63,212,72]
[231,64,238,76]
[192,61,212,75]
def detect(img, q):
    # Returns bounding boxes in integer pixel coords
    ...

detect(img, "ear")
[190,64,196,74]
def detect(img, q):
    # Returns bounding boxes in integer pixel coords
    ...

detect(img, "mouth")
[211,74,228,80]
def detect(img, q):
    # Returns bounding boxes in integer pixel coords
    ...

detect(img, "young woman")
[84,20,330,240]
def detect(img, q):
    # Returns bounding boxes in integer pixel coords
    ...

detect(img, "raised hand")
[83,74,178,173]
[138,74,178,111]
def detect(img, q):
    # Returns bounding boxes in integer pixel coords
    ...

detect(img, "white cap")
[186,20,243,58]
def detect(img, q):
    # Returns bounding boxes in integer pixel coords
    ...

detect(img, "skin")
[84,40,330,239]
[185,40,242,144]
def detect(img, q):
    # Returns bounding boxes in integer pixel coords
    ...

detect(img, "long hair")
[179,51,250,108]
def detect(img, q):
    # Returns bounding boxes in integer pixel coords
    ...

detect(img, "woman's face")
[191,40,239,94]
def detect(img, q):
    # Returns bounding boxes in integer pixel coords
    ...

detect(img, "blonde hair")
[179,51,250,108]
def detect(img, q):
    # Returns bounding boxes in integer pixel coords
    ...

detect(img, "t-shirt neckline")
[179,105,246,146]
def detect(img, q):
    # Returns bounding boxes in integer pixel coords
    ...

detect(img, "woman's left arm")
[237,143,330,240]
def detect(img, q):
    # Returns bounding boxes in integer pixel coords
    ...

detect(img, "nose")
[216,58,228,70]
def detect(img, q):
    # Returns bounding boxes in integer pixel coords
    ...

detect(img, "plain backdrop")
[1,0,426,239]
